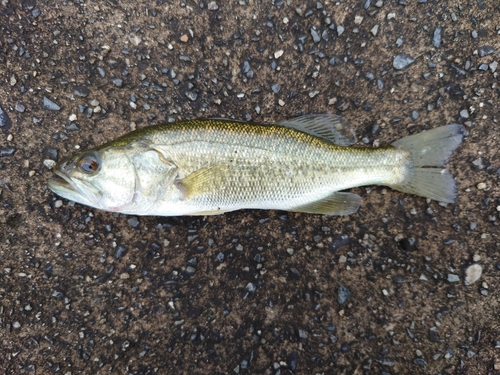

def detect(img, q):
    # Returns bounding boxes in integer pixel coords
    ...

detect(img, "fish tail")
[390,124,465,203]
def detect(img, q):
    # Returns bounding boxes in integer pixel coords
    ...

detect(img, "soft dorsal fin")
[277,114,357,146]
[291,192,362,215]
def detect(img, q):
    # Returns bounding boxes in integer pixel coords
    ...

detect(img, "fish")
[48,114,465,216]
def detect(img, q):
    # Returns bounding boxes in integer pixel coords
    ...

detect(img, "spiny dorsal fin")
[291,192,361,215]
[278,114,357,146]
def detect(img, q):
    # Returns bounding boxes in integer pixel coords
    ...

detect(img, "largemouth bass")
[48,114,464,216]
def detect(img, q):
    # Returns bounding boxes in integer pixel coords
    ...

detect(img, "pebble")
[274,50,284,59]
[413,358,426,366]
[74,86,90,97]
[207,1,218,10]
[127,217,140,228]
[478,45,494,57]
[477,182,486,190]
[0,105,12,131]
[410,110,419,121]
[185,91,198,101]
[97,67,106,78]
[310,27,321,43]
[43,97,61,111]
[337,285,351,305]
[271,83,281,94]
[337,25,344,36]
[393,53,415,70]
[447,274,460,283]
[114,245,128,259]
[110,78,123,87]
[180,34,189,43]
[43,159,56,169]
[464,264,482,285]
[370,24,379,36]
[0,147,16,157]
[245,282,256,292]
[432,28,441,48]
[69,114,77,121]
[15,103,25,113]
[286,351,299,371]
[460,109,469,119]
[10,75,17,86]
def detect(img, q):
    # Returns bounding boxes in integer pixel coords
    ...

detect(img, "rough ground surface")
[1,1,499,374]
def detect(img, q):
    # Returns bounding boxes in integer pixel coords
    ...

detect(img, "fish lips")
[48,168,101,207]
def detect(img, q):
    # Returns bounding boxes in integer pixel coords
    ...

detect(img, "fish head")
[48,147,137,212]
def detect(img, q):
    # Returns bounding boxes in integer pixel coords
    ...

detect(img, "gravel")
[478,45,494,57]
[0,147,16,157]
[0,105,12,131]
[464,264,482,285]
[43,97,61,111]
[432,28,441,48]
[337,285,351,305]
[393,53,415,70]
[74,86,90,97]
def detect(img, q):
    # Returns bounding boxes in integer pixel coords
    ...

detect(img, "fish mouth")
[48,169,98,206]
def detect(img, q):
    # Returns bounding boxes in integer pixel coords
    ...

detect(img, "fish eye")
[77,154,100,174]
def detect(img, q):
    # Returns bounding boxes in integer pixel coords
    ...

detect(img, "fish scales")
[138,119,404,210]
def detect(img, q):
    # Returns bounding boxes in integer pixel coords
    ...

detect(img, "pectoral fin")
[291,192,361,215]
[180,162,265,199]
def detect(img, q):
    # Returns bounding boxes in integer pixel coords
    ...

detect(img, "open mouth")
[48,169,78,193]
[48,173,74,191]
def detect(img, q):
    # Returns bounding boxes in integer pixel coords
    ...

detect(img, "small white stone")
[477,182,487,190]
[69,114,77,121]
[464,264,482,285]
[274,49,284,59]
[43,159,56,169]
[354,15,364,25]
[338,255,347,263]
[129,101,137,109]
[387,12,396,20]
[55,200,63,208]
[371,24,380,36]
[207,1,218,10]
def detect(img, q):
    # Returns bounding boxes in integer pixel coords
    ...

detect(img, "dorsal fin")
[277,114,357,146]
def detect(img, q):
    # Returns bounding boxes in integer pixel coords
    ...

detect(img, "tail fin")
[391,124,465,203]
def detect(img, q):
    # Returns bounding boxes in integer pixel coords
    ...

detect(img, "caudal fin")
[391,124,465,203]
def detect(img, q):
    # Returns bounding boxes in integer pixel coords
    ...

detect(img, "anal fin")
[291,192,361,215]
